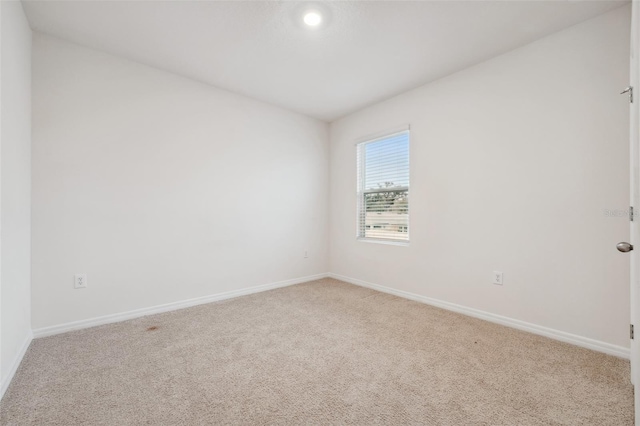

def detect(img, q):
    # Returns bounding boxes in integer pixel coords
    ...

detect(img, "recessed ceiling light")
[303,11,322,27]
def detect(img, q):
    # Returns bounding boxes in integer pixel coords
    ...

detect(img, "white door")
[628,1,640,423]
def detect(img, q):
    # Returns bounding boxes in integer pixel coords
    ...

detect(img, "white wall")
[32,35,328,330]
[1,0,32,395]
[329,6,631,349]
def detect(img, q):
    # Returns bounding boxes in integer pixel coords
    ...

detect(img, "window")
[357,129,410,243]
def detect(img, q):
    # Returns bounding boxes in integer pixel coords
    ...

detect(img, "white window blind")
[357,130,410,242]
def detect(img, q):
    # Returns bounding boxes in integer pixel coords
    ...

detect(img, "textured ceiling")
[23,0,627,121]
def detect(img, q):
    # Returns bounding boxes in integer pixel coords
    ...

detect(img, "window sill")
[356,238,410,247]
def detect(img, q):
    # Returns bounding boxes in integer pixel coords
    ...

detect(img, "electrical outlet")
[493,271,503,286]
[74,274,87,289]
[304,250,309,258]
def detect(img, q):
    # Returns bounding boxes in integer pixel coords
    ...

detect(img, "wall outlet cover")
[74,273,87,289]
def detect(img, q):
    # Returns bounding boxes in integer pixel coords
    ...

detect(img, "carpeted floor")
[0,278,634,425]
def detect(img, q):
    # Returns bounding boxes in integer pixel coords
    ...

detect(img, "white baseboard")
[328,273,630,359]
[0,330,34,401]
[33,273,329,339]
[30,271,630,360]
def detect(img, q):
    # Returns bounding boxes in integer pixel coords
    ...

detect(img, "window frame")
[356,129,410,245]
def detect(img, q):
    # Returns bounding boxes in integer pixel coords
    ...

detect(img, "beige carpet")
[0,278,634,425]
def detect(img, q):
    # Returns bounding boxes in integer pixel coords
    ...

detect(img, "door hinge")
[621,86,633,103]
[631,324,634,340]
[631,206,634,222]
